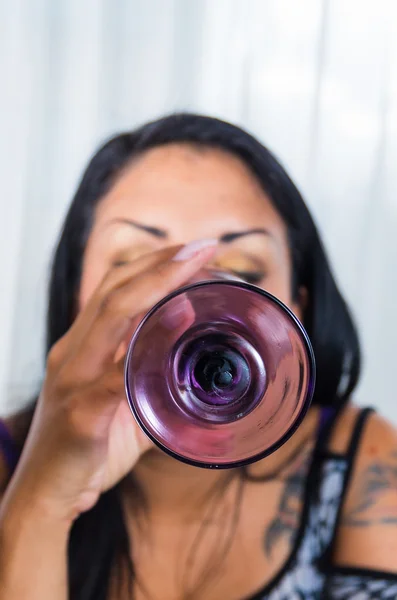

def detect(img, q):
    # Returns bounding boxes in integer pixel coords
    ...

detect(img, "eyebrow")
[109,219,272,242]
[220,229,272,243]
[109,218,168,238]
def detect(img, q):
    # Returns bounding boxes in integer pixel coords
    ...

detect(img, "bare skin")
[0,145,396,600]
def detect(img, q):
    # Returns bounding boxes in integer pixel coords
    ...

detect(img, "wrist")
[0,479,73,542]
[0,488,69,597]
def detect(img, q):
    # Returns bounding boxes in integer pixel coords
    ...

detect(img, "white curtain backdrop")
[0,0,396,421]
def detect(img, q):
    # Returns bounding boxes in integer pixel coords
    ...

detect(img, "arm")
[0,480,69,600]
[334,412,397,571]
[0,420,69,600]
[326,412,397,599]
[0,242,216,599]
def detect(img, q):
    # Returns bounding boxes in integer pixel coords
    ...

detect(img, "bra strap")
[319,407,375,565]
[346,407,374,459]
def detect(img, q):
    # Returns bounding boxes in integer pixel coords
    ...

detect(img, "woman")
[0,114,396,600]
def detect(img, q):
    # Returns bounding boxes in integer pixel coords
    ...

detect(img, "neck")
[125,407,319,521]
[128,450,233,521]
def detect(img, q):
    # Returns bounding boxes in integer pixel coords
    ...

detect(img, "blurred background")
[0,0,396,421]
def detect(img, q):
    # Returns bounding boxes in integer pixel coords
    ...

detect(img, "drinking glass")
[125,270,315,468]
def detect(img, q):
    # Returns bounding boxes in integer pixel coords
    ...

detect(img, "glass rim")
[125,279,316,469]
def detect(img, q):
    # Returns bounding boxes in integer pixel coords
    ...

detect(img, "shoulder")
[331,404,397,572]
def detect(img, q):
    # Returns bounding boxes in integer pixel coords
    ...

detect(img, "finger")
[114,293,196,371]
[113,311,146,363]
[158,292,196,332]
[50,358,125,446]
[115,284,197,363]
[55,245,186,364]
[65,243,217,378]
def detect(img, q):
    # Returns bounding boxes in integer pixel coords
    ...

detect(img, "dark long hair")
[21,114,360,598]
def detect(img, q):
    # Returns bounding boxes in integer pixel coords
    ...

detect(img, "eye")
[232,270,264,284]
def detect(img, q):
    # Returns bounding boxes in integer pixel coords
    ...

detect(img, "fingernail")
[172,239,218,262]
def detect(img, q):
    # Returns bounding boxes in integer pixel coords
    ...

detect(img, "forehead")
[95,144,287,239]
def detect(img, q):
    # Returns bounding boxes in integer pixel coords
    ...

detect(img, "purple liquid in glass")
[125,270,315,468]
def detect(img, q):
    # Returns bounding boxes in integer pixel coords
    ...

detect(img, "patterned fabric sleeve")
[325,569,397,599]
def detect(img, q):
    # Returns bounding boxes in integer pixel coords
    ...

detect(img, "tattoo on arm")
[264,446,312,558]
[342,449,397,527]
